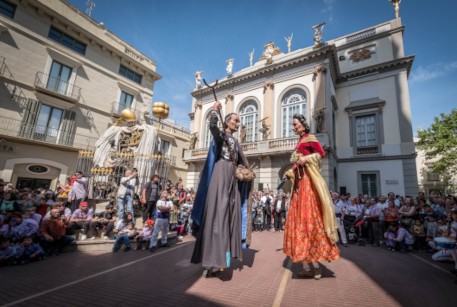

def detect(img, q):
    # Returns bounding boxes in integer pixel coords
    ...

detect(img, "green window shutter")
[19,99,40,138]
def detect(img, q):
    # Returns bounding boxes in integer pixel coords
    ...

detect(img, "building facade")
[184,18,418,197]
[0,0,188,191]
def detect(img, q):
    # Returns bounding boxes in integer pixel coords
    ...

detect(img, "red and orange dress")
[283,134,340,263]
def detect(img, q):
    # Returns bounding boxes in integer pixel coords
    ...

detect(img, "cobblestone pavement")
[2,231,457,307]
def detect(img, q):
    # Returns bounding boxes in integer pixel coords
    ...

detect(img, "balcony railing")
[110,101,145,120]
[34,72,81,101]
[356,145,379,155]
[0,116,97,150]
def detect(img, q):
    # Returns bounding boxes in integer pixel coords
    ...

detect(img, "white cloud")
[410,61,457,83]
[321,0,335,21]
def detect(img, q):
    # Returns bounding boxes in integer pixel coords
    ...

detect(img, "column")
[263,80,274,140]
[312,64,327,133]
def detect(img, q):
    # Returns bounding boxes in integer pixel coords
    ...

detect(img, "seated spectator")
[36,198,51,218]
[43,202,72,222]
[135,219,154,250]
[69,201,93,241]
[40,208,74,256]
[24,204,42,224]
[0,238,15,266]
[0,192,19,216]
[112,222,136,252]
[393,222,414,252]
[89,204,116,240]
[5,212,39,243]
[149,191,172,252]
[384,224,397,251]
[15,236,45,264]
[44,191,55,206]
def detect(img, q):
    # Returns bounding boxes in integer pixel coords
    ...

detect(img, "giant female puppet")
[283,113,339,280]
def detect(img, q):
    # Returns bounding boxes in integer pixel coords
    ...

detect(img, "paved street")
[2,231,457,307]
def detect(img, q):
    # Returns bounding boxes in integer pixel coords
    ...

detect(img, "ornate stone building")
[0,0,188,190]
[184,18,418,197]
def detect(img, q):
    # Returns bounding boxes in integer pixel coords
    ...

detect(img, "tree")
[417,109,457,185]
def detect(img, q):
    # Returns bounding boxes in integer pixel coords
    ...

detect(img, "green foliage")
[417,108,457,177]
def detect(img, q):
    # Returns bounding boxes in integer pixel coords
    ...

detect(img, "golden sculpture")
[390,0,401,19]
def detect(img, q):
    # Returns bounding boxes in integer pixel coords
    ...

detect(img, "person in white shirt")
[117,169,138,221]
[149,191,173,252]
[331,192,348,247]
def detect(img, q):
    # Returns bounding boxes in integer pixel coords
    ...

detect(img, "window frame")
[119,65,142,84]
[280,89,307,138]
[48,26,87,56]
[357,171,380,198]
[118,91,134,113]
[0,0,16,19]
[239,100,259,143]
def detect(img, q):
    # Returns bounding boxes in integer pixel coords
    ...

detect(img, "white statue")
[248,49,254,66]
[285,33,293,53]
[312,22,325,48]
[195,71,202,88]
[226,58,234,76]
[264,42,275,64]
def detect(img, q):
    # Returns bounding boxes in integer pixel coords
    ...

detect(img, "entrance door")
[16,177,52,190]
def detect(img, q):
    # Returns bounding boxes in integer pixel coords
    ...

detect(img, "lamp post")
[389,0,401,19]
[152,101,169,129]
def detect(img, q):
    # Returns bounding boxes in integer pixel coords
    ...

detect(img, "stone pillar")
[193,99,202,147]
[312,64,327,133]
[263,80,274,140]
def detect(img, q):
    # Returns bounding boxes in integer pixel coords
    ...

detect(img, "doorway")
[16,177,52,190]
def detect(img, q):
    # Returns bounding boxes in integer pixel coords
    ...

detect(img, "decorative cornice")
[312,64,327,76]
[194,100,202,110]
[225,93,234,101]
[263,81,275,92]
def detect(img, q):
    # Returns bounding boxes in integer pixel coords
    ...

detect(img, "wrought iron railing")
[356,145,379,155]
[0,116,97,149]
[34,71,81,101]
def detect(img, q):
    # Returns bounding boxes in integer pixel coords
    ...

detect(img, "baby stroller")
[354,218,368,246]
[343,215,359,244]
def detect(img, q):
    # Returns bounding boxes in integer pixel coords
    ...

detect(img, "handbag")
[236,163,256,182]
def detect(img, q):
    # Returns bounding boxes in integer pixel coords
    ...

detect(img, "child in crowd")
[15,236,45,264]
[113,222,136,252]
[425,214,438,251]
[0,238,15,266]
[412,219,426,251]
[384,224,397,251]
[36,198,51,218]
[135,219,154,251]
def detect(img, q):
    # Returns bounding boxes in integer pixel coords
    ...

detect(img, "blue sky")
[69,0,457,135]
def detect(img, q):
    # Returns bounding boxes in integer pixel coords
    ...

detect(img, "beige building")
[185,18,418,197]
[0,0,188,191]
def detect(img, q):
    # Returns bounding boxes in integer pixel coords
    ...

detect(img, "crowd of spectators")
[1,174,456,274]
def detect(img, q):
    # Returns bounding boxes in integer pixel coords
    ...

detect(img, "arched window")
[281,89,307,137]
[203,111,222,148]
[239,101,258,142]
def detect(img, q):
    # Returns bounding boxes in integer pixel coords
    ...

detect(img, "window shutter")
[19,99,40,138]
[58,109,76,146]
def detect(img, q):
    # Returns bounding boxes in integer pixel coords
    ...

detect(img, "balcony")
[356,145,379,155]
[34,72,81,102]
[0,116,97,150]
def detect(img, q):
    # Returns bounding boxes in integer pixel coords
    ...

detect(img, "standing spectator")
[44,191,55,206]
[412,219,426,251]
[388,192,401,208]
[69,201,93,241]
[117,169,138,221]
[261,190,273,231]
[366,198,382,246]
[332,192,348,247]
[376,195,389,240]
[68,171,88,212]
[141,175,160,222]
[273,194,286,232]
[398,196,416,231]
[89,204,116,240]
[135,219,154,251]
[56,178,71,206]
[40,208,74,256]
[384,200,399,229]
[149,191,172,252]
